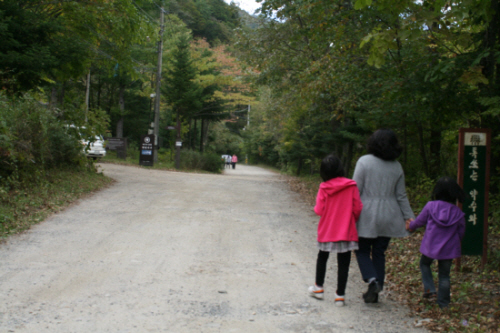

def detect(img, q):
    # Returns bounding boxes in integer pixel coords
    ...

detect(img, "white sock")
[368,277,376,284]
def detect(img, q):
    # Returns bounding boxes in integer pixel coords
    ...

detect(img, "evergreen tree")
[163,34,203,129]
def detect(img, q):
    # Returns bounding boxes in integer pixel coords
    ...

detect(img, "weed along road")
[0,164,426,332]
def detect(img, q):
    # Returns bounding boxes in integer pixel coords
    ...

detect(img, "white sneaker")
[308,285,324,300]
[334,293,345,307]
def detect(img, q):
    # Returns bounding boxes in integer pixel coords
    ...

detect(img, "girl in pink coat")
[231,154,238,169]
[308,154,363,306]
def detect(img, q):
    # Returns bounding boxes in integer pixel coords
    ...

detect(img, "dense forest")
[0,0,253,181]
[1,0,500,194]
[239,0,500,188]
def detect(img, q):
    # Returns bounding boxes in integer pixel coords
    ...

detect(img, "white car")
[82,135,106,159]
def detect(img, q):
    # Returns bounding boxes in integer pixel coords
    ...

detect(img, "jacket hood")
[429,201,465,227]
[320,177,357,195]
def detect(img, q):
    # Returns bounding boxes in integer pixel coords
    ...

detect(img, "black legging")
[315,250,351,296]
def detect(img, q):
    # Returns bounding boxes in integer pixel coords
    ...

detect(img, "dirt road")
[0,164,426,332]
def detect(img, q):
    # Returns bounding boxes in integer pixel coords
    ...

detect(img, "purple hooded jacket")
[409,200,465,260]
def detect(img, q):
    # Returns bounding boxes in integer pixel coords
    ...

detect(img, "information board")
[458,129,490,264]
[106,137,127,159]
[139,135,155,166]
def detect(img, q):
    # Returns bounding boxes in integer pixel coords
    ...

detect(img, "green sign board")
[459,130,490,259]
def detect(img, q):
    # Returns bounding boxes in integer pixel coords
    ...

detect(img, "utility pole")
[153,7,164,162]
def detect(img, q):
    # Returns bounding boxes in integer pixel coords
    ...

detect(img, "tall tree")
[235,0,499,180]
[163,34,203,141]
[0,0,154,95]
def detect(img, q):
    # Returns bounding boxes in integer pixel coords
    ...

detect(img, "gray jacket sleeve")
[395,171,415,220]
[352,159,365,195]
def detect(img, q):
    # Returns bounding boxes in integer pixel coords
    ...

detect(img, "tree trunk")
[116,85,125,138]
[202,120,210,152]
[481,0,499,88]
[417,123,429,176]
[50,87,58,110]
[97,76,101,109]
[429,129,442,178]
[296,157,302,176]
[188,118,192,149]
[116,118,124,138]
[175,109,181,169]
[85,71,90,123]
[49,84,65,113]
[200,119,205,153]
[403,126,407,166]
[193,119,198,151]
[199,119,210,153]
[342,141,354,177]
[58,83,65,107]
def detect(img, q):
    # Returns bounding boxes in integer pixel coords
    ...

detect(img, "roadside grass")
[250,163,281,173]
[0,167,114,239]
[286,174,500,333]
[102,149,221,174]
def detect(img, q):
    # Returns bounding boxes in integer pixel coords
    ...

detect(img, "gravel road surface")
[0,164,427,332]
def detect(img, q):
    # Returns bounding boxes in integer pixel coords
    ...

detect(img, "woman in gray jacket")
[353,129,415,303]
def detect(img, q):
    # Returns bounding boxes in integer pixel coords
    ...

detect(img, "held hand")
[405,218,414,232]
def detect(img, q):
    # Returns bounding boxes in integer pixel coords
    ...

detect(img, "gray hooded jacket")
[352,154,415,238]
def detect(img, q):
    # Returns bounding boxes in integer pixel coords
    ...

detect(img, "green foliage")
[237,0,500,191]
[209,122,243,155]
[103,147,223,174]
[0,0,85,93]
[0,0,248,176]
[47,126,86,169]
[164,34,203,119]
[179,150,222,173]
[165,0,240,44]
[489,188,500,236]
[0,93,89,185]
[0,0,154,94]
[406,175,435,213]
[244,130,280,167]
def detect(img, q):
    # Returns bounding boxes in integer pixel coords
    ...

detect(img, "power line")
[193,107,250,117]
[131,0,160,24]
[151,0,167,13]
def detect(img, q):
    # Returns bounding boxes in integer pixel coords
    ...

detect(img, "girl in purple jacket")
[407,177,466,309]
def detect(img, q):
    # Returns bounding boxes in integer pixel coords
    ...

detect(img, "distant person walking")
[352,129,415,303]
[407,177,465,309]
[225,155,232,168]
[231,154,238,169]
[308,154,363,307]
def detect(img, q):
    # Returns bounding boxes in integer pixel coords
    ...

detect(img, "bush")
[47,125,86,168]
[180,150,222,173]
[0,93,88,185]
[406,175,435,213]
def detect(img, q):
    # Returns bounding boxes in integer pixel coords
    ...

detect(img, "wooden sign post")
[457,128,490,269]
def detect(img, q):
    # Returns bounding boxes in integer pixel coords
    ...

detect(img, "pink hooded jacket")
[314,177,363,243]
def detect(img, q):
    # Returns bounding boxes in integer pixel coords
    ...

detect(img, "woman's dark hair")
[367,129,403,161]
[320,154,345,182]
[432,176,466,203]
